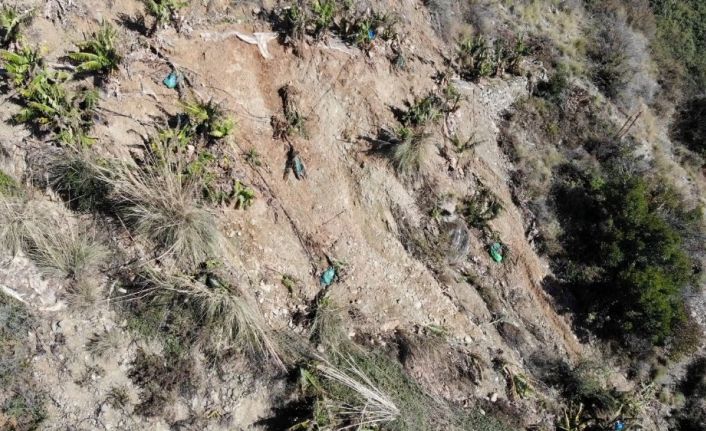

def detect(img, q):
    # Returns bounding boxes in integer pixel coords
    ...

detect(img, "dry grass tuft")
[0,197,107,282]
[316,356,401,428]
[139,269,284,369]
[97,159,221,266]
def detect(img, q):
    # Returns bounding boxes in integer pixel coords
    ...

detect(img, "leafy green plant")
[0,6,32,48]
[455,35,528,81]
[13,69,97,147]
[182,98,234,139]
[142,0,188,31]
[0,170,20,196]
[68,20,122,75]
[0,45,43,88]
[312,0,336,35]
[244,148,262,167]
[232,180,255,210]
[462,184,503,229]
[400,94,443,127]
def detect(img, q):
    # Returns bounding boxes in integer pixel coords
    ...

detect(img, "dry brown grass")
[96,158,221,266]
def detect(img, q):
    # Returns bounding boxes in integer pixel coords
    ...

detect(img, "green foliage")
[0,170,20,196]
[389,127,429,175]
[671,96,706,158]
[455,35,528,81]
[400,94,443,127]
[47,152,109,211]
[273,2,399,50]
[462,184,503,230]
[650,0,706,94]
[12,69,97,147]
[311,0,336,35]
[0,45,43,88]
[182,98,235,139]
[0,6,32,48]
[244,148,262,167]
[68,20,122,75]
[142,0,188,28]
[553,161,700,345]
[232,180,255,210]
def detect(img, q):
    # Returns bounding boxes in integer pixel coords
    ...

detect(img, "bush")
[671,96,706,158]
[649,0,706,96]
[552,159,700,346]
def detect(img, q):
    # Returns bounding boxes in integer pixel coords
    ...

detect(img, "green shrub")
[671,96,706,158]
[552,160,700,346]
[182,98,234,140]
[649,0,706,95]
[142,0,188,33]
[12,69,98,147]
[461,184,503,230]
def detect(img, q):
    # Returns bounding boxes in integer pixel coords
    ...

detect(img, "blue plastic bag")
[163,71,179,89]
[320,267,336,287]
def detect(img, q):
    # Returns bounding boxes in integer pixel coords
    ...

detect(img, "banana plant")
[0,44,43,87]
[0,6,32,48]
[68,20,122,75]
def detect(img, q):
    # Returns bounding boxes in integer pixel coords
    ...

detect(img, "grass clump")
[0,293,46,430]
[98,156,220,265]
[123,265,284,372]
[145,119,252,207]
[47,150,109,211]
[0,198,107,284]
[85,329,121,358]
[263,295,515,431]
[68,20,122,76]
[369,127,431,176]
